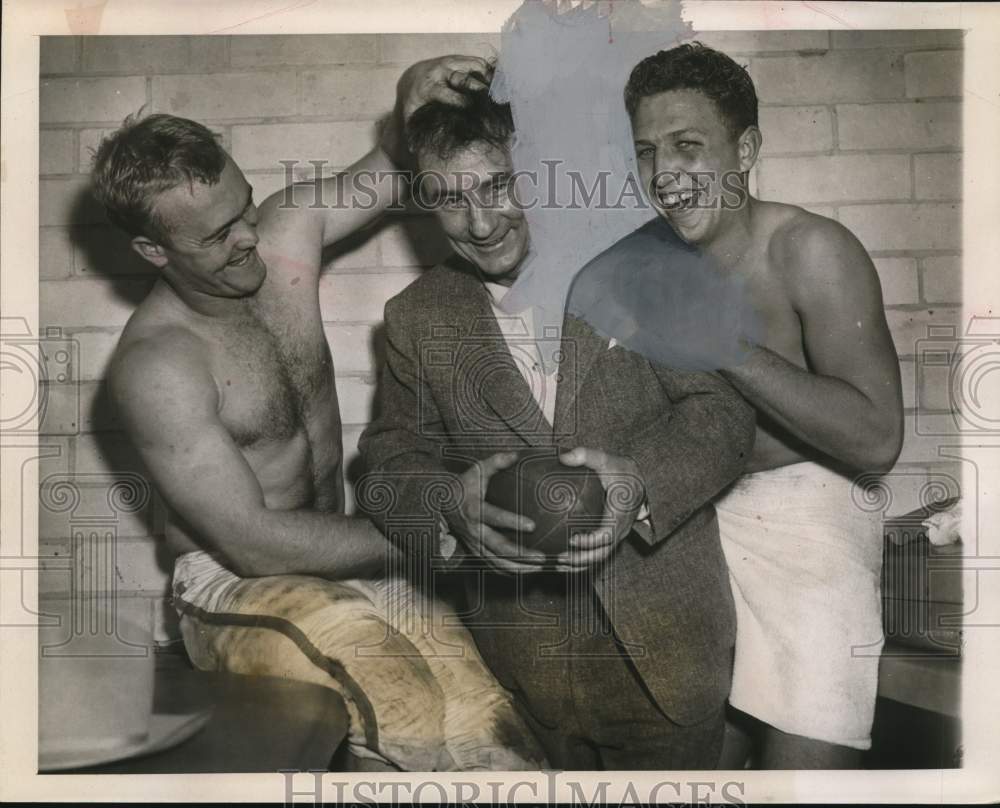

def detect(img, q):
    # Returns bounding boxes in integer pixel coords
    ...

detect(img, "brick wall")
[38,31,963,641]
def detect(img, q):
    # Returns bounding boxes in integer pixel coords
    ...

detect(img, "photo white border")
[3,0,998,802]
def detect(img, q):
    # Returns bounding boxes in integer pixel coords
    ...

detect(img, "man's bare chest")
[209,293,335,448]
[736,252,809,369]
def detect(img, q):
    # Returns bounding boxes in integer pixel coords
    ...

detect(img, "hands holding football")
[443,447,644,574]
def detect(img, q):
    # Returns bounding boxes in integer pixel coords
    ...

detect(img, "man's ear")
[737,125,762,173]
[130,235,169,268]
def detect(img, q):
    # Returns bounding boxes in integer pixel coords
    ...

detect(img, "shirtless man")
[622,43,904,768]
[90,56,548,772]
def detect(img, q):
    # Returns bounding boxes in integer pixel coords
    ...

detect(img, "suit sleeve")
[357,296,462,565]
[624,366,755,545]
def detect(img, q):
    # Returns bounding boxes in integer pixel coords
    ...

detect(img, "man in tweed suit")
[359,87,754,769]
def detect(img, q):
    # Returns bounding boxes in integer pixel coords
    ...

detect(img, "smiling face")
[136,156,266,298]
[632,88,759,246]
[417,141,530,285]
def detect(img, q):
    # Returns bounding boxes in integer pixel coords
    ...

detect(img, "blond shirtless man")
[622,43,904,768]
[90,56,547,771]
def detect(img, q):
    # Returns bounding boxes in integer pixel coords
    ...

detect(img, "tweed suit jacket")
[359,255,755,725]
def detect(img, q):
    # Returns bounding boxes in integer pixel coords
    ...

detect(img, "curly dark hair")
[624,42,758,138]
[90,112,228,241]
[406,81,515,162]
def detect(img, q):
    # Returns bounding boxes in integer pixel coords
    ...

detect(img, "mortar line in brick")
[373,229,385,267]
[294,69,304,118]
[871,250,961,260]
[760,149,841,159]
[221,61,388,71]
[838,200,959,209]
[323,317,376,326]
[884,302,960,312]
[38,172,84,181]
[41,119,133,130]
[890,462,952,472]
[917,262,928,304]
[775,196,919,207]
[67,434,78,476]
[62,325,124,334]
[64,36,81,73]
[832,42,965,54]
[837,146,962,155]
[72,68,231,78]
[189,114,392,127]
[902,43,967,53]
[918,253,963,262]
[908,409,959,419]
[40,276,131,287]
[915,196,962,204]
[752,55,861,72]
[323,321,383,330]
[836,98,963,109]
[759,102,839,109]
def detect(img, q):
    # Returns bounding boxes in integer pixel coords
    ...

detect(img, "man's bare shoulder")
[761,200,878,300]
[110,317,219,424]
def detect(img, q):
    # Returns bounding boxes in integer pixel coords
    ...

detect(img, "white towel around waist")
[715,461,885,749]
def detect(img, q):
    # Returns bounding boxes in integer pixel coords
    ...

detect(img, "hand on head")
[399,55,494,125]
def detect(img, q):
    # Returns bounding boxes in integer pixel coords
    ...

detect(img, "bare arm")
[110,335,398,579]
[720,217,904,472]
[257,55,492,250]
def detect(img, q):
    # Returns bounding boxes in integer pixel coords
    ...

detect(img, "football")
[485,449,606,556]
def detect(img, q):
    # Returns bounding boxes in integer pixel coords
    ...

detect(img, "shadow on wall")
[344,320,387,491]
[82,382,177,578]
[69,182,155,304]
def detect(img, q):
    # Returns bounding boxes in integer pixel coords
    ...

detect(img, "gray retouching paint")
[490,0,760,371]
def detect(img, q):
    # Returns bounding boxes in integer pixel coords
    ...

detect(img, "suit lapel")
[447,269,550,446]
[553,314,608,437]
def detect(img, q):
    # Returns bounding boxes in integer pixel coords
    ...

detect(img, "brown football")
[485,450,606,556]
